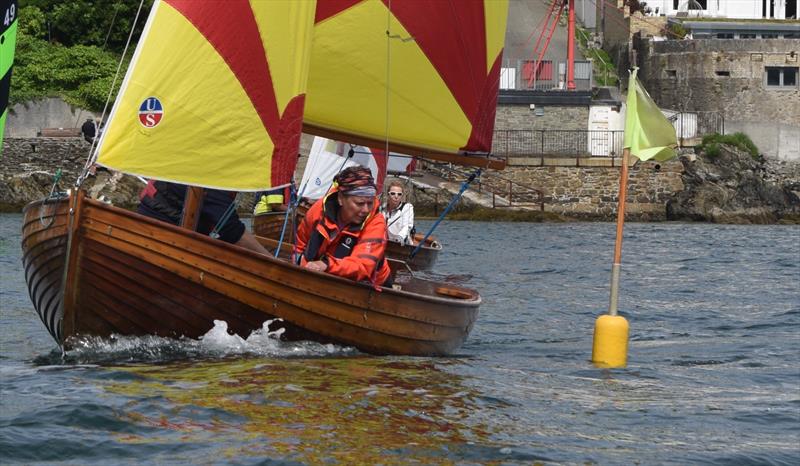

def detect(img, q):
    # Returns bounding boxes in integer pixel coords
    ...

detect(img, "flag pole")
[608,148,630,316]
[592,67,678,368]
[592,148,631,368]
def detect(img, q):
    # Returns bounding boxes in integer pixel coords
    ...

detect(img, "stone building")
[635,37,800,160]
[592,0,799,161]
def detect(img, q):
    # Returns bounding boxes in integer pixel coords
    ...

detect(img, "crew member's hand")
[305,260,328,272]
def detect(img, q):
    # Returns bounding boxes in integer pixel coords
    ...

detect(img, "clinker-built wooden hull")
[21,192,479,356]
[21,197,71,343]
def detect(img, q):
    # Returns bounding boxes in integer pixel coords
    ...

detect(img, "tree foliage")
[12,1,149,111]
[12,32,127,111]
[20,0,153,51]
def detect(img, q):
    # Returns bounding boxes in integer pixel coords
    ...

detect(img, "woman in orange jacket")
[294,166,392,287]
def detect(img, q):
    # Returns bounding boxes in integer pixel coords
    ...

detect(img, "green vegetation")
[12,34,126,110]
[11,1,153,111]
[574,24,619,87]
[698,132,760,159]
[667,22,688,39]
[20,1,153,51]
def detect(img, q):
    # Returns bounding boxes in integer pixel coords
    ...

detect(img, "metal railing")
[492,111,724,158]
[424,162,545,210]
[501,59,594,91]
[664,110,725,141]
[493,129,625,158]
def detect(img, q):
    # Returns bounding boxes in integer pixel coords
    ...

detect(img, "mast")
[567,0,576,90]
[180,186,204,230]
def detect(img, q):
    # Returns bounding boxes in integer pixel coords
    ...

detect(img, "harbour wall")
[4,98,100,138]
[1,136,684,220]
[4,137,798,222]
[500,158,685,220]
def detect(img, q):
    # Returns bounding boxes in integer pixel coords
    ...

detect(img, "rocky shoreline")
[2,137,799,223]
[667,146,800,224]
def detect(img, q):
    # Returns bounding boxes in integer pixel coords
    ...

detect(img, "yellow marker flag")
[623,68,678,162]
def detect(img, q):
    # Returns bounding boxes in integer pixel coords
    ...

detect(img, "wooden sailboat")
[22,193,477,355]
[21,0,509,356]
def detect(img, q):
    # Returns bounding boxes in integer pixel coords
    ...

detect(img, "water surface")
[2,214,798,464]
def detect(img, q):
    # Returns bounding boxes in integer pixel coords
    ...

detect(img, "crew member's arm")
[235,231,270,255]
[396,203,414,244]
[266,191,287,212]
[203,190,269,255]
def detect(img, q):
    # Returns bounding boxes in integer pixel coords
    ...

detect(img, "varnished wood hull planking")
[21,198,71,343]
[21,192,480,356]
[253,210,441,271]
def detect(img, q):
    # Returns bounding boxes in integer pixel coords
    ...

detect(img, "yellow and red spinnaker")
[95,0,316,191]
[305,0,509,168]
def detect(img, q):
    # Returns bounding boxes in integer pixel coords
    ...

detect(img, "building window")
[665,69,677,78]
[765,67,799,89]
[738,33,757,39]
[761,33,778,38]
[715,71,730,77]
[716,33,734,39]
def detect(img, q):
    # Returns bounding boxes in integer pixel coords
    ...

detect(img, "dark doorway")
[787,0,797,19]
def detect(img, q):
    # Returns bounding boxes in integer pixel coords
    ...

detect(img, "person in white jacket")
[381,180,415,245]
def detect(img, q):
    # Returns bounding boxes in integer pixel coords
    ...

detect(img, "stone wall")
[0,137,144,212]
[494,104,589,130]
[4,98,98,138]
[497,158,685,220]
[597,2,632,78]
[2,137,91,180]
[492,100,684,220]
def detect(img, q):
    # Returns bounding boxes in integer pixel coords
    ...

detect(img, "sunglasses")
[388,192,403,197]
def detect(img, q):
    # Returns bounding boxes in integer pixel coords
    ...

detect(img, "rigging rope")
[384,0,393,162]
[77,0,146,188]
[38,169,67,228]
[409,168,481,260]
[209,196,237,240]
[275,179,301,257]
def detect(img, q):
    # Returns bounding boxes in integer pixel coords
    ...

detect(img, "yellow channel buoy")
[591,314,629,368]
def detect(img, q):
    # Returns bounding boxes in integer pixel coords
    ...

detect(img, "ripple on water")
[3,218,800,465]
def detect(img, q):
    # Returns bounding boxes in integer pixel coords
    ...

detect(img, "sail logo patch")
[138,97,163,128]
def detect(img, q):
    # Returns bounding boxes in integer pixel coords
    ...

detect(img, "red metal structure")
[528,0,576,91]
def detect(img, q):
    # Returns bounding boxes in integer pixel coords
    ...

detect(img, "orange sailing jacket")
[295,190,391,287]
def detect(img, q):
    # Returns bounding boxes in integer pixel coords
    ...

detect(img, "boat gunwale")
[79,209,475,337]
[79,196,480,307]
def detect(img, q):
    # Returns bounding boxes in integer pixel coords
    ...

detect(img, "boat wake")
[34,320,357,365]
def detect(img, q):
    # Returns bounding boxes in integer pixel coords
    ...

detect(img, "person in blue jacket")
[138,180,269,255]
